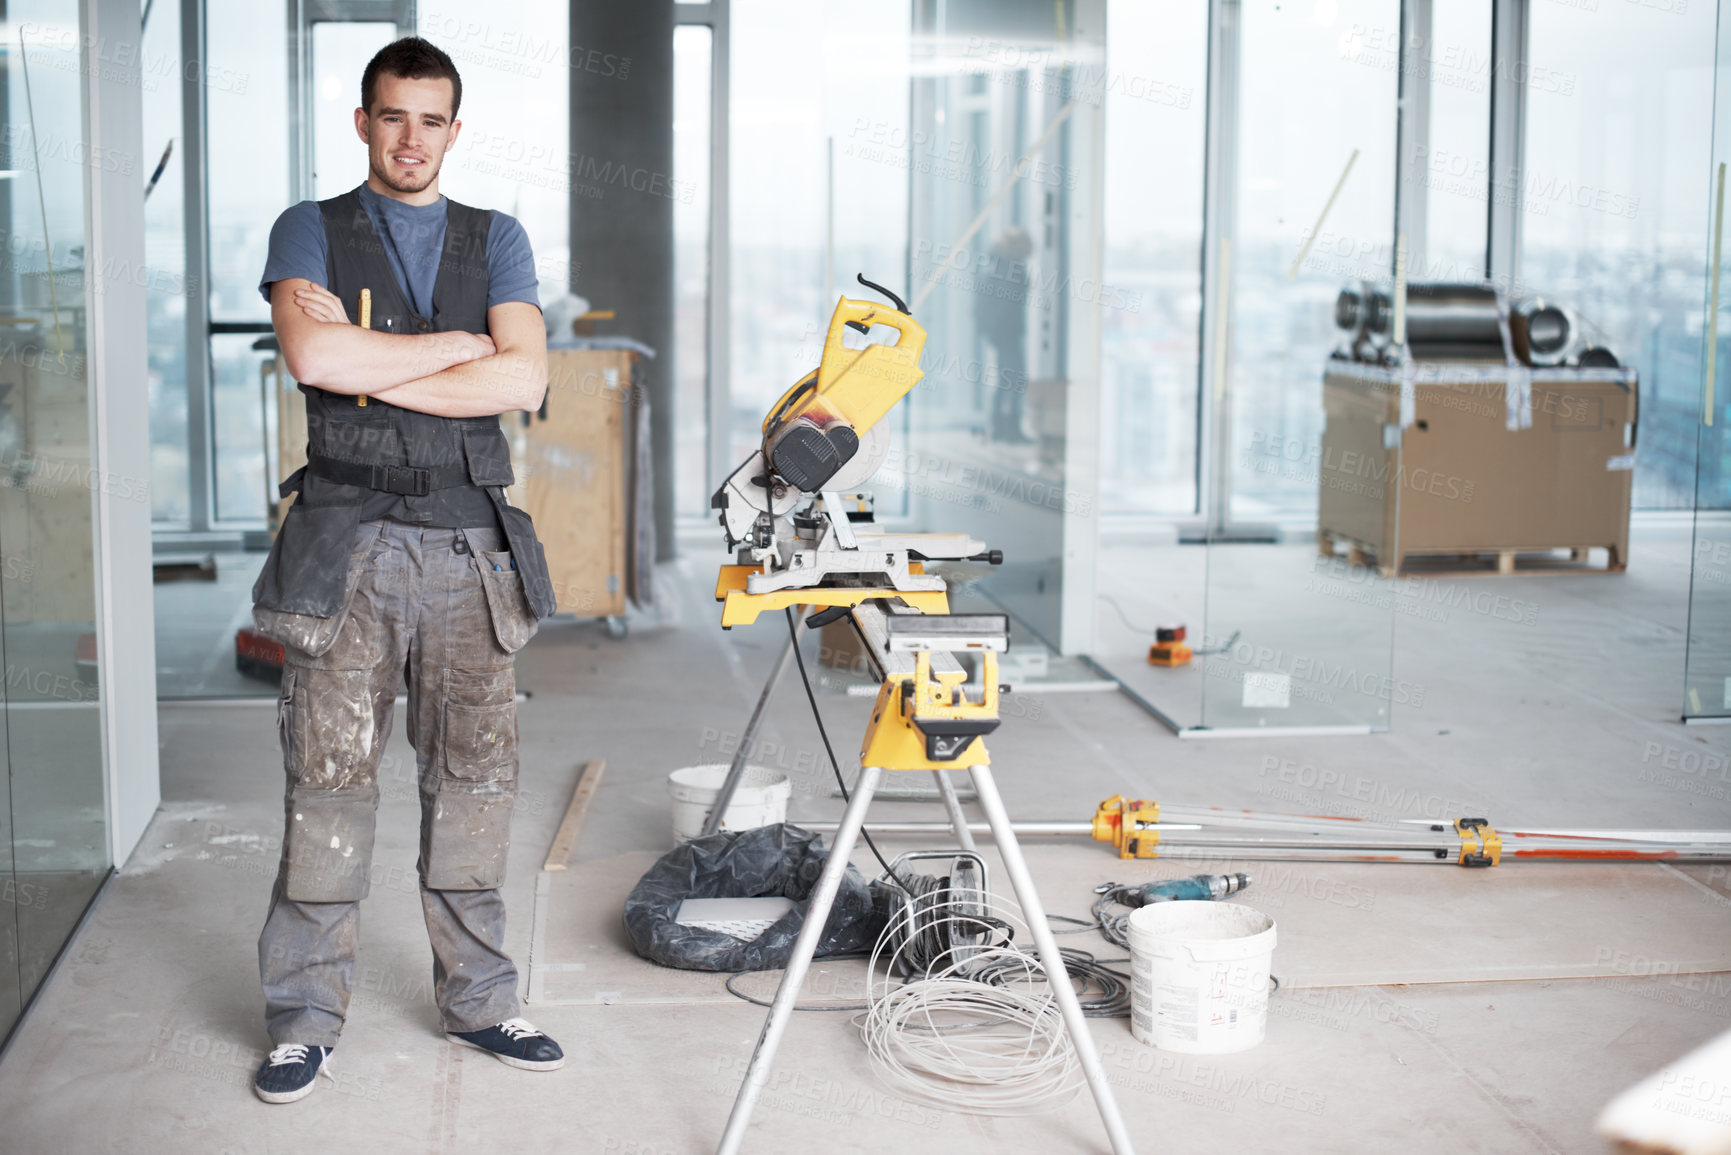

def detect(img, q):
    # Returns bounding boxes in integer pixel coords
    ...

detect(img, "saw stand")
[711,601,1137,1155]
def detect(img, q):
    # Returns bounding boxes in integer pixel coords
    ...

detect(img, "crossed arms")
[271,279,548,418]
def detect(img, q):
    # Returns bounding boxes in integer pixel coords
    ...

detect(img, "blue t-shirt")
[258,182,540,317]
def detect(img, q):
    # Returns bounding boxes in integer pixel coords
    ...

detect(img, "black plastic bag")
[623,823,884,972]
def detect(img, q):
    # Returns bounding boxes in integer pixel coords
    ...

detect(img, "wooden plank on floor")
[542,759,606,872]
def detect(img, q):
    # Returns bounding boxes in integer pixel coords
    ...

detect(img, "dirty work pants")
[258,519,537,1046]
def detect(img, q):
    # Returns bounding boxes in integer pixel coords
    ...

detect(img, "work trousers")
[257,518,539,1046]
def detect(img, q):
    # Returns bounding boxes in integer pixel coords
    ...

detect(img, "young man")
[250,37,561,1104]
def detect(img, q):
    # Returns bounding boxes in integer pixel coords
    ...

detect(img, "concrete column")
[85,0,161,866]
[569,0,677,560]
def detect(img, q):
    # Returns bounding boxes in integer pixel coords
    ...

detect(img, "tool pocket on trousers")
[252,501,365,616]
[491,498,557,620]
[285,667,381,790]
[441,668,518,782]
[253,517,386,659]
[475,549,539,654]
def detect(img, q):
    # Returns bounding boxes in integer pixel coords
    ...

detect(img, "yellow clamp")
[1455,818,1502,867]
[1092,795,1161,860]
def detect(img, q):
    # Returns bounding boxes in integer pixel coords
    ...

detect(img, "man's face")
[355,72,461,196]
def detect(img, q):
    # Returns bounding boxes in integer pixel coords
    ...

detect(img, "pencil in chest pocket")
[357,288,371,406]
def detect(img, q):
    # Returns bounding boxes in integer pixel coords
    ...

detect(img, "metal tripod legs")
[715,765,884,1155]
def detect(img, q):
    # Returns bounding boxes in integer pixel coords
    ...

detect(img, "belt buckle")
[376,463,430,496]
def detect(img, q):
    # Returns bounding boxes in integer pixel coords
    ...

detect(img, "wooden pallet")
[1317,528,1395,577]
[1318,529,1625,578]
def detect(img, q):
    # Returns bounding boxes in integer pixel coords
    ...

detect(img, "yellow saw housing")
[761,294,927,492]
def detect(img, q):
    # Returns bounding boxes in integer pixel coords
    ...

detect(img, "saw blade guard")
[758,293,927,495]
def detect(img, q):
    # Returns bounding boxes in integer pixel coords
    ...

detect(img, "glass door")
[1088,0,1208,720]
[1196,0,1402,731]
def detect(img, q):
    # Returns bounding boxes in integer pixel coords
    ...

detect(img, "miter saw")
[706,278,1137,1155]
[710,275,1002,627]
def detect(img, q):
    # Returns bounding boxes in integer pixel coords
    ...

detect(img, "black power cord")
[784,606,897,879]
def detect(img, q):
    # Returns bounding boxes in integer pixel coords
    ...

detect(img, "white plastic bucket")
[1127,902,1276,1054]
[667,764,791,844]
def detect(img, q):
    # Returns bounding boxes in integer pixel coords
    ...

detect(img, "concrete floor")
[2,523,1730,1153]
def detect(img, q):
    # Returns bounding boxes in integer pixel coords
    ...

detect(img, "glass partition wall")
[1092,0,1405,733]
[902,0,1105,650]
[0,6,114,1046]
[1687,3,1731,723]
[1194,0,1403,732]
[1095,0,1713,734]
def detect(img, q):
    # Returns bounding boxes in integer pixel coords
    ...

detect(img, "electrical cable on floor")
[1091,884,1143,950]
[1097,592,1155,636]
[784,606,897,879]
[966,947,1133,1019]
[1191,628,1241,656]
[1097,595,1239,657]
[724,962,872,1012]
[860,965,1083,1114]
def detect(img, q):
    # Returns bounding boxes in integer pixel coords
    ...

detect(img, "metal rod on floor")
[798,816,1731,864]
[702,618,805,837]
[716,765,884,1155]
[802,820,1092,837]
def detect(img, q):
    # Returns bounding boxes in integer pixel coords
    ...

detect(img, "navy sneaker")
[446,1018,564,1071]
[253,1043,331,1104]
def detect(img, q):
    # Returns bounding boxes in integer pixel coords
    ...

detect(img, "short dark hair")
[361,37,462,120]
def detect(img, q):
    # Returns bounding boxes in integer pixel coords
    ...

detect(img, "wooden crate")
[521,350,633,620]
[1319,364,1635,575]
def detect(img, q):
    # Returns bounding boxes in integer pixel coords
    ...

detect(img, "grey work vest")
[253,186,555,620]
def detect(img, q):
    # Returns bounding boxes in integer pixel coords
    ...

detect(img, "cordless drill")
[1111,872,1252,906]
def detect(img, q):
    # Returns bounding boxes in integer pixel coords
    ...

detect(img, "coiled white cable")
[857,888,1084,1115]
